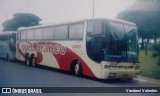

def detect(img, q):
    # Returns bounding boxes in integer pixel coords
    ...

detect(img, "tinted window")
[17,31,21,40]
[27,30,34,40]
[86,21,93,41]
[86,20,104,63]
[0,34,8,41]
[43,27,54,39]
[11,33,16,42]
[54,25,68,39]
[108,22,125,40]
[87,20,103,35]
[10,33,16,52]
[106,22,125,55]
[34,28,43,40]
[124,25,137,41]
[93,20,103,34]
[124,25,138,53]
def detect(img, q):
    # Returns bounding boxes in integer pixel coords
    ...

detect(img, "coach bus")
[16,18,140,79]
[0,31,16,61]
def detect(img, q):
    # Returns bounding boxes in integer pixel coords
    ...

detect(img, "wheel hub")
[75,64,79,75]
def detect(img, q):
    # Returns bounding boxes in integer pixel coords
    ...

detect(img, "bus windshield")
[86,20,139,63]
[105,22,138,63]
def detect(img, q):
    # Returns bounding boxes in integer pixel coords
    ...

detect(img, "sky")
[0,0,136,32]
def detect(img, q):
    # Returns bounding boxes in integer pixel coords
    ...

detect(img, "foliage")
[117,11,160,41]
[2,13,41,31]
[152,42,160,66]
[140,50,160,79]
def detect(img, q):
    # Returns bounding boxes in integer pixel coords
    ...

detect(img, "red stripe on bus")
[17,42,25,58]
[17,42,43,63]
[51,43,95,77]
[36,52,43,64]
[17,41,95,77]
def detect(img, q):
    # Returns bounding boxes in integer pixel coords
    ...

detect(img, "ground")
[140,50,160,79]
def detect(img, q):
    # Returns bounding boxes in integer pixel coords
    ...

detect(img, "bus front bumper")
[101,69,140,79]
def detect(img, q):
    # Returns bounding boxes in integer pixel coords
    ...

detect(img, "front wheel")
[30,56,36,67]
[73,61,82,76]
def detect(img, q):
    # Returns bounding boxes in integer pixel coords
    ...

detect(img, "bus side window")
[69,23,84,40]
[9,33,16,52]
[0,34,8,41]
[21,31,27,40]
[69,25,76,39]
[34,28,44,40]
[75,23,84,39]
[43,27,54,40]
[54,25,68,40]
[27,30,34,40]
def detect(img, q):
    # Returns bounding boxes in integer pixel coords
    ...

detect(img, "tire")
[73,60,82,76]
[6,53,10,62]
[25,54,30,66]
[30,56,36,67]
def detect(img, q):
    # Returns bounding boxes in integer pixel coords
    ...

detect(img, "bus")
[0,31,17,61]
[16,18,140,79]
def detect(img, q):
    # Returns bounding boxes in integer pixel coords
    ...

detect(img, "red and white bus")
[16,18,140,79]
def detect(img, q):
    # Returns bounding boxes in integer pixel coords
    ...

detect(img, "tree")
[152,42,160,66]
[117,11,160,49]
[2,13,41,31]
[117,0,160,49]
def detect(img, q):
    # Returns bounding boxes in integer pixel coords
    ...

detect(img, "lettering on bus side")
[20,43,66,55]
[72,44,81,49]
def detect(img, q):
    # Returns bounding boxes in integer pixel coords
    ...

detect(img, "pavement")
[135,75,160,87]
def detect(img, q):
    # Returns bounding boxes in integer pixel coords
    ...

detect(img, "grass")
[139,50,160,79]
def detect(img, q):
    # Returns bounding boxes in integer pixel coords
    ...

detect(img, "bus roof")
[88,18,136,26]
[17,18,136,31]
[0,31,17,35]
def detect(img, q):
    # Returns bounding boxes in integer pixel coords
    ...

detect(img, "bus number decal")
[72,44,81,49]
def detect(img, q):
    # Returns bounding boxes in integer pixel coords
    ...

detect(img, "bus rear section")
[0,31,17,61]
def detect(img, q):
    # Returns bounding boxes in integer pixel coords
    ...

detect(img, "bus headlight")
[104,65,109,69]
[133,65,140,70]
[108,73,116,79]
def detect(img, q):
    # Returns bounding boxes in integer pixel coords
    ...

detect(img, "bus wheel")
[30,56,36,67]
[6,53,10,62]
[25,54,30,66]
[74,61,82,76]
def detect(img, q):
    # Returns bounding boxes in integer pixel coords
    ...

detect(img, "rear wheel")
[71,60,82,76]
[25,54,30,66]
[30,55,36,67]
[75,63,80,75]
